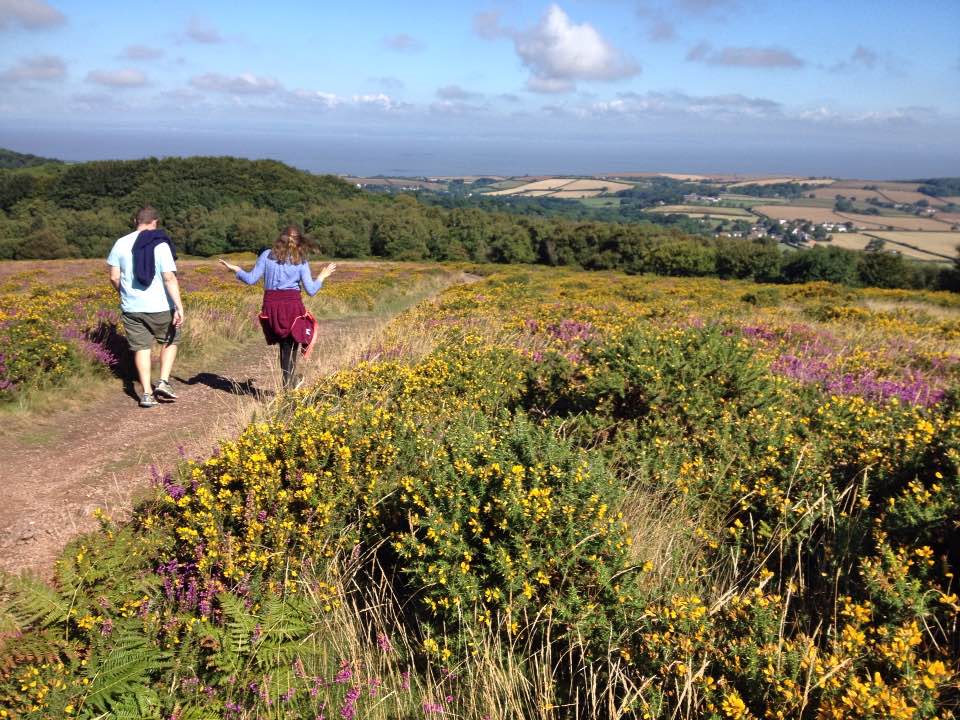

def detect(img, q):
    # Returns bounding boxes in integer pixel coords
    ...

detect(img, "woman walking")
[219,226,336,389]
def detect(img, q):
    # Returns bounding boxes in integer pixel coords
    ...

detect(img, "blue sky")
[1,0,958,177]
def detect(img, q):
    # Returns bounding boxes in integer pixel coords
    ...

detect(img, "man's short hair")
[136,206,159,226]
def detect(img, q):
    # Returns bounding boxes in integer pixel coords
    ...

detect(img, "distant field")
[579,197,621,208]
[752,205,880,226]
[652,204,754,217]
[831,180,920,192]
[810,187,887,203]
[814,234,873,252]
[728,177,835,188]
[720,194,788,205]
[346,177,446,191]
[486,177,634,197]
[480,180,525,192]
[814,232,957,263]
[838,213,953,231]
[867,231,960,260]
[551,189,604,198]
[879,189,952,207]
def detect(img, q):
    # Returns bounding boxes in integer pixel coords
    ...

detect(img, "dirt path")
[0,314,387,577]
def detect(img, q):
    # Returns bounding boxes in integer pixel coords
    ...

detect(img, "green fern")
[252,594,314,671]
[80,622,170,716]
[208,591,257,676]
[0,573,70,630]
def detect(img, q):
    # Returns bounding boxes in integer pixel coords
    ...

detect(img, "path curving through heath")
[0,312,399,577]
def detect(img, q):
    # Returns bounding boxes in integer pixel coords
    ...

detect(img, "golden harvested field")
[561,179,630,192]
[728,177,835,188]
[813,234,872,251]
[753,205,883,226]
[652,204,754,217]
[868,231,960,260]
[839,213,953,231]
[814,233,956,262]
[486,177,633,197]
[879,189,951,207]
[488,178,573,194]
[810,187,886,203]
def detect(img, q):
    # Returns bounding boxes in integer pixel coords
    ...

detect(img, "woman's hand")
[218,258,241,273]
[317,263,337,281]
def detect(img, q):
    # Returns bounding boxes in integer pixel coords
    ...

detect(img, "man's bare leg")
[158,343,178,382]
[134,349,153,396]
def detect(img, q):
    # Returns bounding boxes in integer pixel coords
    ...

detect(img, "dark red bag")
[290,311,318,359]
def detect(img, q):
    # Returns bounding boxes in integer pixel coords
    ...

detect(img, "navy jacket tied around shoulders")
[132,229,177,287]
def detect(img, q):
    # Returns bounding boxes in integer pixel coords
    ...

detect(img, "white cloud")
[352,93,398,110]
[289,89,342,108]
[286,89,402,113]
[0,54,65,82]
[798,105,939,127]
[830,45,879,72]
[191,72,281,95]
[122,45,164,61]
[430,99,485,116]
[687,42,804,68]
[0,0,64,31]
[472,10,505,40]
[86,68,148,88]
[597,90,782,118]
[513,5,639,93]
[437,84,480,101]
[383,33,423,53]
[186,15,222,44]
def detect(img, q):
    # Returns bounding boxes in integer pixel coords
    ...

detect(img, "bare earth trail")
[0,314,389,577]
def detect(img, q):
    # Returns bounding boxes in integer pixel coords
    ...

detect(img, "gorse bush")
[0,316,76,397]
[387,411,632,643]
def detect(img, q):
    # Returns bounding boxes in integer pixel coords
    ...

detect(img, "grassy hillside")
[0,148,61,170]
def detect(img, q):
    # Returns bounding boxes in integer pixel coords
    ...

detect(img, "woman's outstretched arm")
[301,262,337,296]
[220,251,267,284]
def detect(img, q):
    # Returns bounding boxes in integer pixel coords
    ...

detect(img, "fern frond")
[0,573,70,630]
[81,625,169,715]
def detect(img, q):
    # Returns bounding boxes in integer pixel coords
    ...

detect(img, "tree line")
[0,154,956,291]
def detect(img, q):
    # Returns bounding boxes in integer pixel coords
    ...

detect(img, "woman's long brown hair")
[271,225,307,265]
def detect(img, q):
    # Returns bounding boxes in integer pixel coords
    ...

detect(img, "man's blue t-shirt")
[107,230,177,313]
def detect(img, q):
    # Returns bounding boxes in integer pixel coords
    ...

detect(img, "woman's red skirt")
[258,289,306,345]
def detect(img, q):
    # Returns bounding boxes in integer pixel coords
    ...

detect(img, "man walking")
[107,206,185,408]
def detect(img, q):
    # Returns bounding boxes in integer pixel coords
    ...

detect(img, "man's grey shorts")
[121,310,181,352]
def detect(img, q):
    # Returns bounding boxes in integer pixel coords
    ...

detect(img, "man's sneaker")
[153,379,178,400]
[139,393,159,408]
